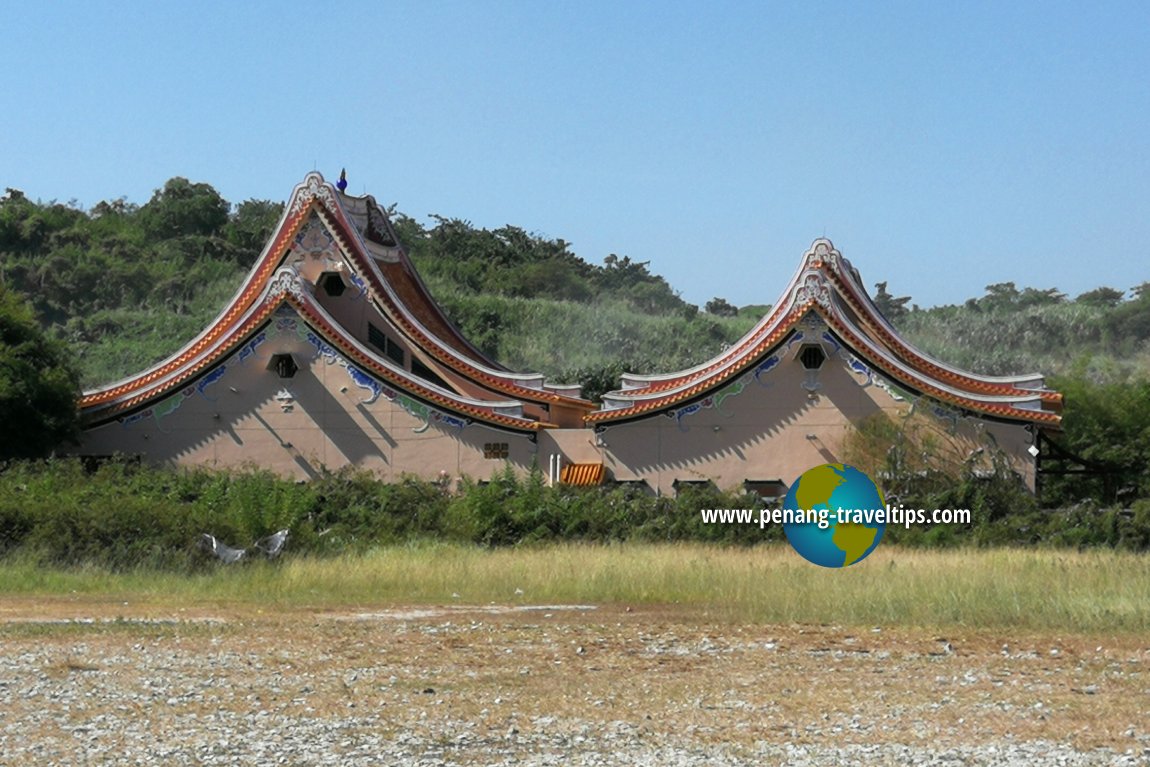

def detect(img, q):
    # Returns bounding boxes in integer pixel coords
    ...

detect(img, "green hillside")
[0,179,279,387]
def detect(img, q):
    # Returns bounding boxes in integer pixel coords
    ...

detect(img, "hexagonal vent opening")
[269,353,299,379]
[319,272,346,297]
[798,345,827,371]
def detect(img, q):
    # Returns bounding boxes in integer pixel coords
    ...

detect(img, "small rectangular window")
[368,323,405,366]
[367,323,387,353]
[385,338,405,366]
[483,442,510,459]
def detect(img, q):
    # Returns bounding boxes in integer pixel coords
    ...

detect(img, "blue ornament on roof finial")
[336,168,348,192]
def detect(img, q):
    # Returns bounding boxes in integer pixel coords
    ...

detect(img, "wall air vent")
[319,271,346,297]
[799,345,827,370]
[269,353,299,379]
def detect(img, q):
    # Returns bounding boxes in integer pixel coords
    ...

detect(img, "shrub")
[2,457,1149,572]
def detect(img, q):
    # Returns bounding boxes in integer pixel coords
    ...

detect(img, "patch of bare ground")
[0,598,1147,765]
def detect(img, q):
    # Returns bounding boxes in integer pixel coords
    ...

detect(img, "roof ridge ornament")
[792,238,842,309]
[268,266,306,300]
[804,238,842,272]
[288,172,337,217]
[794,271,832,308]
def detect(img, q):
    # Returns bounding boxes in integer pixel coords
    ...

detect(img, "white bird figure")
[199,529,290,563]
[254,529,290,558]
[198,534,247,564]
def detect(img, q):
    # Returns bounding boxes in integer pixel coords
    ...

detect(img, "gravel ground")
[0,602,1147,766]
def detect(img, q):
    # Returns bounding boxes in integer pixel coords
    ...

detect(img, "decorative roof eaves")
[84,274,548,433]
[290,293,545,432]
[330,186,500,368]
[608,240,838,396]
[604,238,1062,409]
[82,295,285,422]
[822,261,1063,403]
[79,183,326,407]
[586,295,1061,427]
[316,187,497,361]
[819,308,1061,425]
[80,171,589,417]
[586,303,807,423]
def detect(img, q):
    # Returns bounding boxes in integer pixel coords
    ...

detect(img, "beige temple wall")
[78,323,540,482]
[537,428,606,468]
[78,316,1039,493]
[594,354,1038,496]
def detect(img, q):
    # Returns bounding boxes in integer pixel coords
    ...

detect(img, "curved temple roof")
[588,239,1063,428]
[80,172,593,428]
[77,175,1061,438]
[82,267,546,433]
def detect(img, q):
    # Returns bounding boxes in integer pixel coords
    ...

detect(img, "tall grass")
[1,543,1146,633]
[72,267,248,388]
[430,290,753,379]
[898,301,1150,381]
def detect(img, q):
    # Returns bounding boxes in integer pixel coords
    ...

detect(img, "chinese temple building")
[76,173,1062,494]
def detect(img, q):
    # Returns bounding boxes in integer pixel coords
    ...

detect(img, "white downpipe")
[548,453,562,487]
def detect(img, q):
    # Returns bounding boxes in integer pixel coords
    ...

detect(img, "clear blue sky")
[3,1,1148,309]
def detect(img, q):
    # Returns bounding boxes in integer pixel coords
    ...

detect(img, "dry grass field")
[1,545,1148,765]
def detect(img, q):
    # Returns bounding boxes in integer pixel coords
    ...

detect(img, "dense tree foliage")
[897,279,1150,381]
[0,182,282,385]
[1105,282,1150,349]
[873,281,912,322]
[392,212,733,392]
[138,177,230,241]
[395,212,695,317]
[0,283,80,460]
[1042,375,1150,504]
[705,296,739,317]
[11,175,1145,395]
